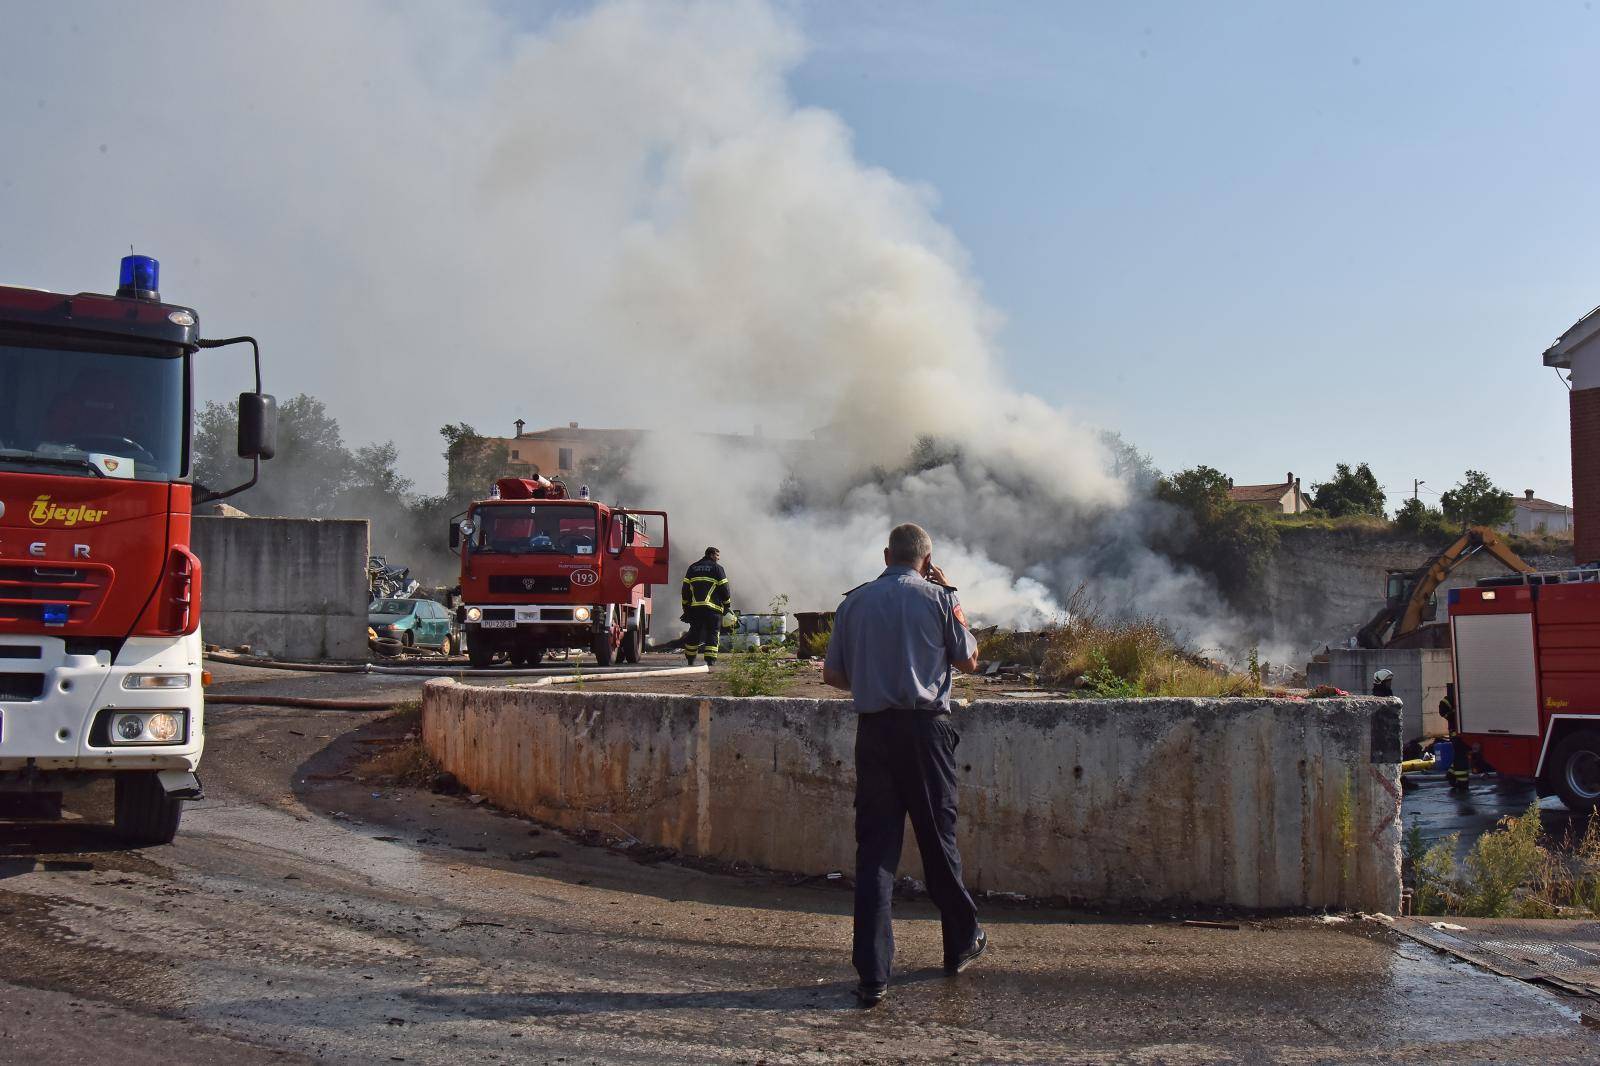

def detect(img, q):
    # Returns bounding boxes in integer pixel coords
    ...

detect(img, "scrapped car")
[368,597,455,654]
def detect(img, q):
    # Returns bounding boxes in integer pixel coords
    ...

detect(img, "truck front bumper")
[0,633,204,772]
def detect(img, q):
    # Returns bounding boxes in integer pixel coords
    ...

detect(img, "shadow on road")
[0,821,166,878]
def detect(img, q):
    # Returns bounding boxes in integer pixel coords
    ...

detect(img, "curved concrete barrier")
[421,681,1402,912]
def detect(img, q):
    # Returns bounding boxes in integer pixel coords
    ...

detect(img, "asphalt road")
[1,665,1597,1064]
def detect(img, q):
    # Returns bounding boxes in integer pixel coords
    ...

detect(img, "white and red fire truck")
[0,255,275,843]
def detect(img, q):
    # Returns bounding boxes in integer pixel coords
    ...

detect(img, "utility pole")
[1413,479,1425,502]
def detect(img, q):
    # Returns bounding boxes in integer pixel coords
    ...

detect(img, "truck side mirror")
[238,392,278,460]
[449,524,460,549]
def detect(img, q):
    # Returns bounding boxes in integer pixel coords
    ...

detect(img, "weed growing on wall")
[1335,770,1356,895]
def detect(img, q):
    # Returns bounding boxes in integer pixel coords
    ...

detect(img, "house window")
[511,449,519,460]
[559,447,574,471]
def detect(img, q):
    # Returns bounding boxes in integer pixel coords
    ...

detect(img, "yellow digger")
[1355,526,1534,649]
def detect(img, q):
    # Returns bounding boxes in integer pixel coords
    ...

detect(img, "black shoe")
[946,929,987,975]
[855,983,887,1008]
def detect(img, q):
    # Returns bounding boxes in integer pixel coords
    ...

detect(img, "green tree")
[1440,470,1514,529]
[1393,497,1452,539]
[1155,465,1233,513]
[1100,430,1159,492]
[193,394,392,518]
[441,422,512,502]
[1154,466,1279,605]
[1310,462,1386,517]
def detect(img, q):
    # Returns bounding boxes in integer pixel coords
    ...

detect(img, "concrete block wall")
[1305,648,1453,743]
[422,683,1403,913]
[192,515,370,661]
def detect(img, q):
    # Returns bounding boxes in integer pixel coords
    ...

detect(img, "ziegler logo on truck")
[28,495,108,528]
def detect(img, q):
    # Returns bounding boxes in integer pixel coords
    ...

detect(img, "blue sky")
[780,1,1600,507]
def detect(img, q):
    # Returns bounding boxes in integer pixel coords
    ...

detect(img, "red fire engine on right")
[1450,305,1600,811]
[1449,572,1600,810]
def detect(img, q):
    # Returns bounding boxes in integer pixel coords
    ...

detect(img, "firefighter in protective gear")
[681,547,732,665]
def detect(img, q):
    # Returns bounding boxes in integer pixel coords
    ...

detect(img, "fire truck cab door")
[606,510,669,591]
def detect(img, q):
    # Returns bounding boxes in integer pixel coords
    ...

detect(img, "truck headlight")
[109,711,186,745]
[466,607,483,622]
[574,607,592,622]
[122,673,191,690]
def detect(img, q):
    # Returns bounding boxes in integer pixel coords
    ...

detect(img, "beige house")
[1507,489,1574,535]
[489,421,642,480]
[1226,472,1310,514]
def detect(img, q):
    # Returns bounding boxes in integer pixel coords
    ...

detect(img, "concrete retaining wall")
[192,515,370,661]
[422,683,1403,912]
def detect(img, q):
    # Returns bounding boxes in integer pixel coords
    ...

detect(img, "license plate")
[479,619,516,629]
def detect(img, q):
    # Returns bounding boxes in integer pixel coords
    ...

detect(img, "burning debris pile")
[970,586,1267,698]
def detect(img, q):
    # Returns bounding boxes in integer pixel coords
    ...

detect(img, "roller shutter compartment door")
[1454,612,1540,736]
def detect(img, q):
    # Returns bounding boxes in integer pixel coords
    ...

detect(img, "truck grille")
[0,673,44,701]
[489,575,570,594]
[0,559,113,626]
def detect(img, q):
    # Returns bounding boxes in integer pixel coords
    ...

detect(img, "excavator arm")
[1356,526,1535,649]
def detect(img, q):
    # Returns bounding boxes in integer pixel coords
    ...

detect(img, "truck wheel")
[467,641,496,670]
[593,632,617,667]
[1548,730,1600,812]
[620,626,642,664]
[113,772,182,845]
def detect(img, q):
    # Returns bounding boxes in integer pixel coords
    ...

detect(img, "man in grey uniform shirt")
[823,522,986,1007]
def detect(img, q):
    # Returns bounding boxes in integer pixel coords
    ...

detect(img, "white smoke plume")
[1,1,1270,655]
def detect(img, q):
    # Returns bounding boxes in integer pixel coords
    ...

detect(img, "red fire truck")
[1449,569,1600,811]
[452,476,668,668]
[0,255,276,843]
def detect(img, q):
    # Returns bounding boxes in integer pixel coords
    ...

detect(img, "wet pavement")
[1,664,1598,1064]
[1403,769,1594,857]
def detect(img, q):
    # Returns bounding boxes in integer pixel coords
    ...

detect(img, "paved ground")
[1,664,1598,1064]
[1403,767,1593,858]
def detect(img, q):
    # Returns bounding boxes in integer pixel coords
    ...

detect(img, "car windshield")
[474,503,598,555]
[370,599,418,615]
[0,339,187,482]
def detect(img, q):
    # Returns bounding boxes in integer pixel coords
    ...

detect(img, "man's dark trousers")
[685,606,723,661]
[853,708,979,988]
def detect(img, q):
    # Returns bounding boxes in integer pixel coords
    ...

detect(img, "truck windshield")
[474,504,598,556]
[0,340,187,482]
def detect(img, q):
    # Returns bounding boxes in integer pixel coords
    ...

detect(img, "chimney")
[1525,489,1535,500]
[1546,317,1600,564]
[513,418,525,438]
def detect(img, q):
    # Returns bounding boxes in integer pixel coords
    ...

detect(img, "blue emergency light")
[42,603,69,627]
[117,254,160,300]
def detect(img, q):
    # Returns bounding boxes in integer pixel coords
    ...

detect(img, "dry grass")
[984,584,1263,698]
[351,706,439,787]
[353,737,440,786]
